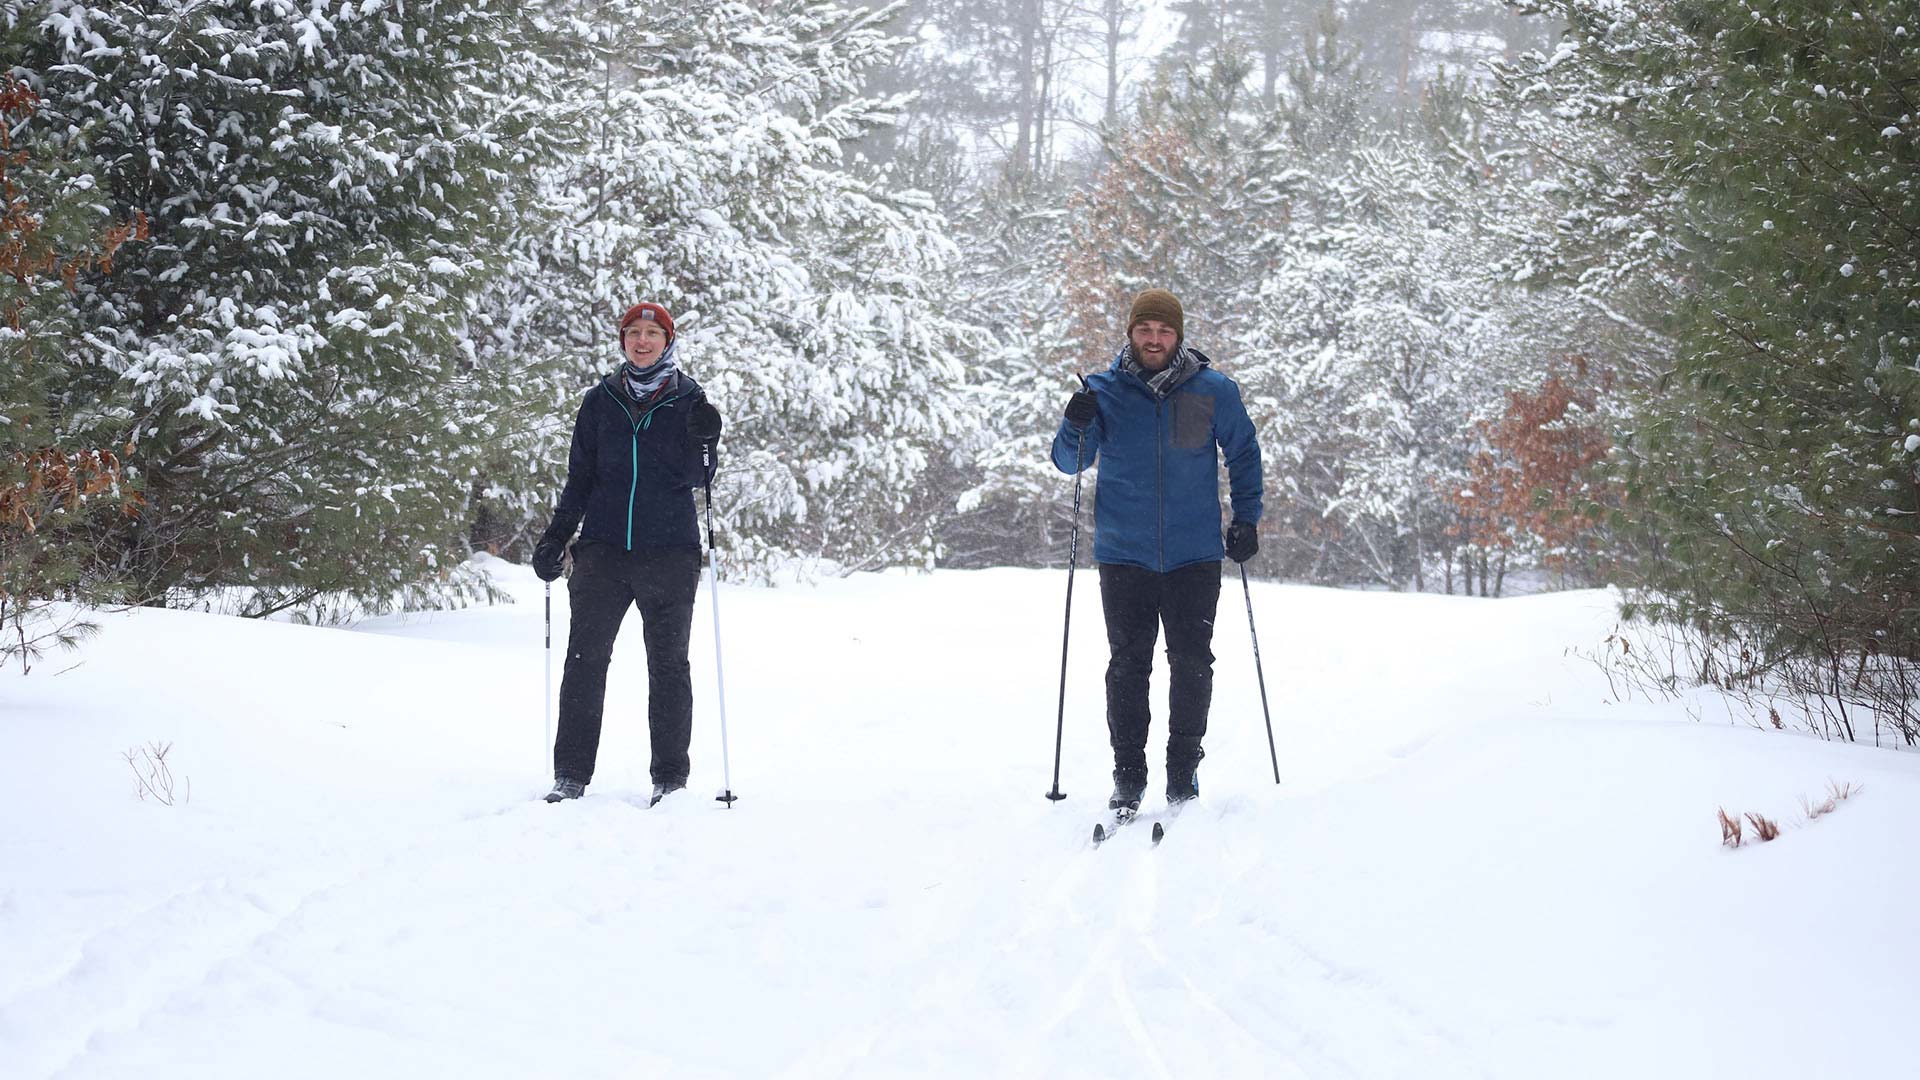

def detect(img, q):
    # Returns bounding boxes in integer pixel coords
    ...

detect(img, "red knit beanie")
[618,302,675,345]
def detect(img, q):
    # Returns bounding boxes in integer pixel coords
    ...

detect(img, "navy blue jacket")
[1050,348,1263,572]
[552,369,713,551]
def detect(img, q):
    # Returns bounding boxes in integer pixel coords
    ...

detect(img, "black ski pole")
[544,580,553,764]
[702,441,737,807]
[1047,376,1092,803]
[1240,562,1280,784]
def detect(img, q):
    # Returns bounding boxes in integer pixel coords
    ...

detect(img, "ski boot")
[648,780,686,808]
[1165,765,1200,808]
[1167,744,1204,808]
[1108,769,1148,822]
[544,776,586,803]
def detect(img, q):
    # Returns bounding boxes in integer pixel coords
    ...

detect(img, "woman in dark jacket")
[532,302,722,806]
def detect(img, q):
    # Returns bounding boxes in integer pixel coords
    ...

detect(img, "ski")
[1091,808,1138,845]
[1151,797,1200,843]
[1092,799,1186,845]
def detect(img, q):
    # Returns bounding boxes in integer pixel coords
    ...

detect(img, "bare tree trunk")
[1412,504,1425,592]
[1036,20,1055,178]
[1399,18,1413,98]
[1012,3,1037,180]
[1259,0,1282,106]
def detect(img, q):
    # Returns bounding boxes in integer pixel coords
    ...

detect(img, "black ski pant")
[1097,560,1222,784]
[554,540,702,786]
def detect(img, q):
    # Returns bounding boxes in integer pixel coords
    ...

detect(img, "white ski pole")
[702,442,737,807]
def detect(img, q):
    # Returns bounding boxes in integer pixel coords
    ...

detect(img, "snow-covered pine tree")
[1511,1,1920,690]
[1059,47,1296,368]
[1218,12,1432,587]
[1167,0,1292,103]
[6,0,540,617]
[926,173,1079,568]
[0,68,145,666]
[475,0,973,578]
[1241,141,1493,589]
[1487,4,1681,361]
[1237,15,1612,591]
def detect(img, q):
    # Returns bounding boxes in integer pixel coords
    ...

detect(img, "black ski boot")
[1108,769,1147,820]
[1165,764,1200,807]
[544,776,586,803]
[648,780,686,807]
[1167,744,1204,807]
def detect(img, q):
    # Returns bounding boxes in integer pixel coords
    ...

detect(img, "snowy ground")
[3,558,1916,1078]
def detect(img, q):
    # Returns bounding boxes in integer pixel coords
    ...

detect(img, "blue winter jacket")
[552,368,714,551]
[1050,348,1263,572]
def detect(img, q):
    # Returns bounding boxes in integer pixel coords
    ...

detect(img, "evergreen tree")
[477,0,975,577]
[6,0,540,617]
[1515,0,1920,673]
[1278,1,1371,157]
[1240,140,1495,588]
[0,69,144,666]
[927,173,1078,567]
[1060,47,1296,364]
[1238,9,1617,590]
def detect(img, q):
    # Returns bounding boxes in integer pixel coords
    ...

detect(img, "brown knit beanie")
[1127,289,1184,341]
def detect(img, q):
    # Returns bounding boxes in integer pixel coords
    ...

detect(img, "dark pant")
[1098,560,1223,782]
[554,541,702,785]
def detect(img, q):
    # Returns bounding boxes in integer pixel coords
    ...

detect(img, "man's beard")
[1137,347,1170,368]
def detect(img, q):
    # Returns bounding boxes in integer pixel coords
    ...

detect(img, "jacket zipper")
[1155,398,1166,571]
[601,383,690,551]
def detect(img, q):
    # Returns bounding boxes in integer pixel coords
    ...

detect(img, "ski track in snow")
[10,784,1495,1078]
[5,564,1920,1077]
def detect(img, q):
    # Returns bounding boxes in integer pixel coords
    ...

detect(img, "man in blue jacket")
[1051,288,1263,814]
[532,301,722,806]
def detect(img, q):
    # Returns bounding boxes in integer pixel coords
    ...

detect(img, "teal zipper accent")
[600,381,690,550]
[638,395,681,429]
[602,384,643,550]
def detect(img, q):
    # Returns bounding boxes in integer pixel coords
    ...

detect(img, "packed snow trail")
[3,562,1917,1078]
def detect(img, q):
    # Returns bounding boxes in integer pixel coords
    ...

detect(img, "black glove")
[532,527,570,582]
[1224,521,1258,564]
[1064,388,1098,429]
[688,400,722,442]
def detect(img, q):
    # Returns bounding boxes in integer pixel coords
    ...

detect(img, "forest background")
[4,0,1917,744]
